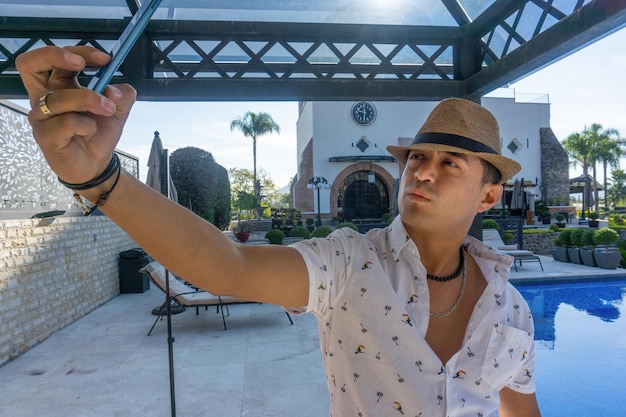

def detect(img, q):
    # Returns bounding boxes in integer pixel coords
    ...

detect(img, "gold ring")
[38,91,56,117]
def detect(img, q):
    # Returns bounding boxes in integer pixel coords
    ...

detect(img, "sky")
[13,27,626,188]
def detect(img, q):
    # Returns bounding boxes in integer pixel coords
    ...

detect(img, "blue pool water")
[516,279,626,417]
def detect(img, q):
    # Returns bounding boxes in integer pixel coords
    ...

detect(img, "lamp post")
[308,173,330,227]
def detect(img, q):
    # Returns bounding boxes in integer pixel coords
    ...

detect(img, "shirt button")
[409,247,417,254]
[418,285,426,293]
[499,333,506,341]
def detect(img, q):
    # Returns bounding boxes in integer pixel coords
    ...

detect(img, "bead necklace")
[426,246,464,282]
[429,253,467,318]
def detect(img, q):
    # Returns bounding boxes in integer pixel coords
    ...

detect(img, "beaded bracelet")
[58,153,120,191]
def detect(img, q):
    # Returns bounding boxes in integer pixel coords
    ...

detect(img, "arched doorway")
[338,171,389,220]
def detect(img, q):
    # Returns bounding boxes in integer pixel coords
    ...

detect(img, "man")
[16,46,541,416]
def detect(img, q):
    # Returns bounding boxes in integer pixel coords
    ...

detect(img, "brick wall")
[0,216,137,366]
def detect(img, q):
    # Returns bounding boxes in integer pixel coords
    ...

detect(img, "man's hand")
[15,45,137,186]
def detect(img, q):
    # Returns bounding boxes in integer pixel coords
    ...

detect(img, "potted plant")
[264,228,286,244]
[538,209,551,225]
[580,228,597,267]
[289,225,311,240]
[567,228,584,264]
[592,227,621,269]
[305,217,315,232]
[588,212,600,228]
[502,231,515,245]
[555,213,567,228]
[551,230,570,262]
[235,221,254,243]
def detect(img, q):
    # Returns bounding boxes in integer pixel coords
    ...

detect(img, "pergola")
[1,0,625,102]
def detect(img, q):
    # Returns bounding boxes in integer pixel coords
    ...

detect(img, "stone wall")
[540,127,570,204]
[522,229,626,255]
[522,232,557,254]
[0,216,137,366]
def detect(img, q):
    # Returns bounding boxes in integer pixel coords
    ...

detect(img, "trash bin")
[118,248,151,293]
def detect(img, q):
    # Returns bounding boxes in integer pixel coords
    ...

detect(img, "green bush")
[289,226,311,239]
[482,219,499,230]
[523,228,555,235]
[556,229,572,247]
[570,228,584,248]
[549,224,560,232]
[265,229,286,244]
[582,229,596,248]
[592,227,619,250]
[311,226,333,238]
[171,146,231,230]
[588,211,599,220]
[336,222,359,231]
[502,231,514,244]
[555,213,566,222]
[305,218,315,226]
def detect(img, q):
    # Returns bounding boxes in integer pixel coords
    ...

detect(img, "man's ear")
[479,183,503,213]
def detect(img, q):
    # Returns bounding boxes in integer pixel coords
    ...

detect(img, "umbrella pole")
[165,270,177,416]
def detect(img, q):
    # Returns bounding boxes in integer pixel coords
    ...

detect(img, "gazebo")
[1,1,625,102]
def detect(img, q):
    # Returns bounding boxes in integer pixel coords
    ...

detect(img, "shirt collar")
[387,216,414,262]
[385,216,513,291]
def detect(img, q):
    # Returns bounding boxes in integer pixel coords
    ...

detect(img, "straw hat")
[387,98,521,182]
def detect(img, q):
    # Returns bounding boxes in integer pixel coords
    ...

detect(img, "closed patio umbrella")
[146,131,178,202]
[510,179,523,211]
[145,130,179,417]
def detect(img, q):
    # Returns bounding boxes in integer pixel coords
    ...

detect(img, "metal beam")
[466,0,626,98]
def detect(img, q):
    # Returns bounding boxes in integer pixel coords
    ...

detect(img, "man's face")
[397,149,500,234]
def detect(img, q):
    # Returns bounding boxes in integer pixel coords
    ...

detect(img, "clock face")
[351,101,376,125]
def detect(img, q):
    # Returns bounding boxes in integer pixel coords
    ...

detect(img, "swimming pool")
[516,278,626,417]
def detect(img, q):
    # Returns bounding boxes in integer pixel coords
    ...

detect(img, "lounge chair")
[141,261,293,334]
[482,229,544,272]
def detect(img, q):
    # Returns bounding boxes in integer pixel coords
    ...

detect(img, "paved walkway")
[0,255,624,417]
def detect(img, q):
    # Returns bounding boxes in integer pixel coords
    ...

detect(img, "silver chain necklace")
[429,253,467,318]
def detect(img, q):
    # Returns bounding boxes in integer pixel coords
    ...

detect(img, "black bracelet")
[58,153,120,191]
[72,160,122,216]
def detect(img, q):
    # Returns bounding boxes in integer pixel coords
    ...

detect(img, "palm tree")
[562,131,594,218]
[590,124,624,211]
[230,112,281,218]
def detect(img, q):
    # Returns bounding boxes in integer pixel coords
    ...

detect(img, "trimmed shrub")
[549,224,560,232]
[311,226,333,238]
[556,229,572,247]
[171,146,231,230]
[582,229,595,248]
[592,227,620,250]
[289,226,310,239]
[336,222,359,231]
[482,219,499,230]
[265,229,286,244]
[570,228,584,248]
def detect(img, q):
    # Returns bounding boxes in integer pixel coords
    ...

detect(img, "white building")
[292,94,568,223]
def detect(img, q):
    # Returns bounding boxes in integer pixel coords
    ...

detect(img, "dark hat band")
[412,132,498,155]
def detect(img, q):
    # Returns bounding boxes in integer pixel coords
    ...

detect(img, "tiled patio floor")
[0,288,327,417]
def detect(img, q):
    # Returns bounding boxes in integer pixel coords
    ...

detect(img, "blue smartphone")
[87,0,163,93]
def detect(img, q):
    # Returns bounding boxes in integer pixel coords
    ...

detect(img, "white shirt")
[291,217,536,417]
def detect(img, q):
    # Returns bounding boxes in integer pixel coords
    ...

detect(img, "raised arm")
[498,388,541,417]
[15,46,310,307]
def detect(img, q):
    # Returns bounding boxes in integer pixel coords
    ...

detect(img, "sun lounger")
[482,229,543,272]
